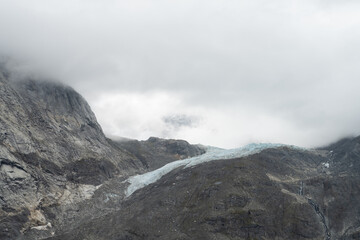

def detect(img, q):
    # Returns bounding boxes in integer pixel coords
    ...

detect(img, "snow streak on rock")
[124,143,301,197]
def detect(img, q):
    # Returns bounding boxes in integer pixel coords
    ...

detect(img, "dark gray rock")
[0,73,138,238]
[47,144,360,240]
[47,147,328,240]
[116,136,205,170]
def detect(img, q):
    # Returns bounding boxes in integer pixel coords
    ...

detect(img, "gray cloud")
[1,0,360,148]
[163,114,197,128]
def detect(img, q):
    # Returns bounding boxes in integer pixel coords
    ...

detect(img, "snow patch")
[58,184,102,205]
[124,143,300,197]
[78,184,102,199]
[31,222,52,231]
[104,193,119,203]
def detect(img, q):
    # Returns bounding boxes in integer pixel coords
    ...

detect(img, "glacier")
[124,143,303,197]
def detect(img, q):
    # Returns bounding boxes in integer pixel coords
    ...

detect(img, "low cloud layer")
[1,0,360,148]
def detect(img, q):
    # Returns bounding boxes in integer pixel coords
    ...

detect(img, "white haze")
[1,0,360,148]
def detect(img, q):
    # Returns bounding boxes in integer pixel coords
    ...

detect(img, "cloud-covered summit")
[1,0,360,148]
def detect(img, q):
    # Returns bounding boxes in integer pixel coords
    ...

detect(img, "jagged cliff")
[0,69,204,239]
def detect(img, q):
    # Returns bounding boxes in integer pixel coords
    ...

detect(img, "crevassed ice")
[124,143,301,197]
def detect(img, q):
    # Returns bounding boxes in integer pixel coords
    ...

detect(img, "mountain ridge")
[1,67,360,239]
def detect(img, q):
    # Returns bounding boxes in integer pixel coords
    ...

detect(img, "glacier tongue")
[124,143,298,197]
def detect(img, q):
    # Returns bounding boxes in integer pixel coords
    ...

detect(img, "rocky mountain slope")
[48,142,360,240]
[0,68,204,240]
[1,66,360,239]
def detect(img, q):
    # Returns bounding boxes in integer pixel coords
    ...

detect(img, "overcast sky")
[1,0,360,148]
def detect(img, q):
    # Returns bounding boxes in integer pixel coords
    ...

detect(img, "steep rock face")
[0,73,140,239]
[318,136,360,239]
[8,79,142,170]
[0,68,206,240]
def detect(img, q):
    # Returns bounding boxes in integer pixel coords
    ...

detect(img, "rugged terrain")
[48,142,360,240]
[1,65,360,239]
[0,67,204,240]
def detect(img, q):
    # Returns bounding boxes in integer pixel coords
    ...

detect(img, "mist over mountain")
[1,0,360,148]
[1,65,360,239]
[1,1,360,239]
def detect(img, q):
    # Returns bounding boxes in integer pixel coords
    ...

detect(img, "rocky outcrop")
[0,72,141,239]
[317,136,360,239]
[116,136,205,169]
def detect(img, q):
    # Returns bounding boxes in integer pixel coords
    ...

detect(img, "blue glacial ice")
[124,143,303,197]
